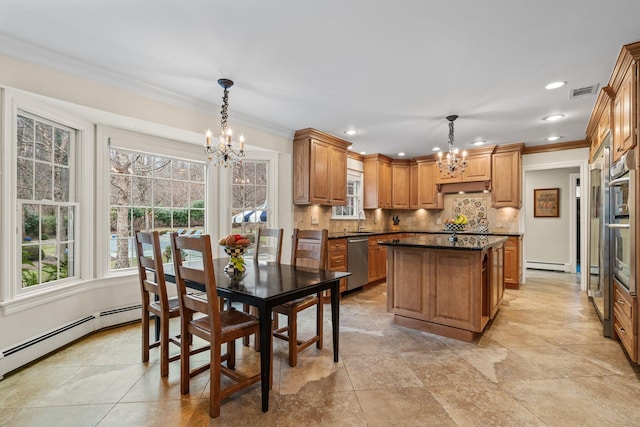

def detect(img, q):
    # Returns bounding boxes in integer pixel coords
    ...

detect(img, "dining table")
[164,257,350,412]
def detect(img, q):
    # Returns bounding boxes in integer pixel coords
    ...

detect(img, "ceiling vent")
[569,84,599,100]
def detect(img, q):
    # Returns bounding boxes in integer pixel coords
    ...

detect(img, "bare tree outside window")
[108,147,205,271]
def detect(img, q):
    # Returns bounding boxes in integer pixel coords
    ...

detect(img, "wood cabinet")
[327,238,348,295]
[391,160,410,208]
[293,128,350,206]
[435,148,493,184]
[409,161,419,208]
[503,235,522,289]
[491,144,523,208]
[613,279,637,362]
[364,154,392,209]
[489,242,504,319]
[416,160,443,209]
[367,234,392,283]
[587,91,611,163]
[612,64,636,162]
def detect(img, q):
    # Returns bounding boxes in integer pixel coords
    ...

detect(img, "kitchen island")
[379,234,507,342]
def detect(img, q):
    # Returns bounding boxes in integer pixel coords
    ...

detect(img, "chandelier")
[436,114,467,177]
[205,78,245,167]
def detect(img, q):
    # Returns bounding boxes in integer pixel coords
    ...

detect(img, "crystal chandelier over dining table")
[205,78,245,167]
[436,115,467,177]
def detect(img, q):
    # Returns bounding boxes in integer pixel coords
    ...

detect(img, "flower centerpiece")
[218,234,251,275]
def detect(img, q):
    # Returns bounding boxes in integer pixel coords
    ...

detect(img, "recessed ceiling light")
[432,147,441,152]
[360,151,366,155]
[347,146,353,150]
[344,129,359,136]
[472,140,486,146]
[545,135,562,141]
[543,114,565,122]
[545,81,567,90]
[398,152,406,157]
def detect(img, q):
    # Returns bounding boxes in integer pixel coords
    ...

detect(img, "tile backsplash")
[293,192,520,234]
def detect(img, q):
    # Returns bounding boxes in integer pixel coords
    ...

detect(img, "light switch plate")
[311,216,319,225]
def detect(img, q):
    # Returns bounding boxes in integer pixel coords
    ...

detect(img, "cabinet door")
[368,246,378,282]
[463,155,491,182]
[492,150,521,208]
[379,162,392,208]
[409,163,419,208]
[417,161,439,208]
[503,236,521,289]
[613,67,636,162]
[378,244,388,279]
[329,144,347,205]
[386,247,430,320]
[309,139,331,204]
[392,164,410,208]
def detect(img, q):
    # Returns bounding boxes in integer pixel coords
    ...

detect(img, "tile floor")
[1,270,640,426]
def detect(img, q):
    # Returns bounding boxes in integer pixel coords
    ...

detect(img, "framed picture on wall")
[534,188,559,217]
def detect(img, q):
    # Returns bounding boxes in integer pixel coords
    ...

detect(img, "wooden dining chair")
[171,232,263,418]
[272,228,327,367]
[135,230,181,377]
[243,228,284,348]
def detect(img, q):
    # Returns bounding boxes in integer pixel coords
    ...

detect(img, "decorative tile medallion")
[452,196,487,228]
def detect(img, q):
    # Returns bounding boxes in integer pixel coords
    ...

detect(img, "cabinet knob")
[618,326,626,334]
[617,299,625,305]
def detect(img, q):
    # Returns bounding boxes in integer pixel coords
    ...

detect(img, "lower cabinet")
[613,279,637,362]
[504,235,522,289]
[327,238,348,296]
[368,234,392,283]
[489,242,504,319]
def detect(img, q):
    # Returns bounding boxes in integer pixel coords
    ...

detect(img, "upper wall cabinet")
[391,160,411,209]
[434,146,494,184]
[416,159,443,209]
[293,128,350,206]
[364,154,392,208]
[613,63,636,162]
[491,144,524,208]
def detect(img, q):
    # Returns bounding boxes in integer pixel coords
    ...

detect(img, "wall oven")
[608,149,635,295]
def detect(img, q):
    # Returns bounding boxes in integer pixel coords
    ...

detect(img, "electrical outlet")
[436,217,442,225]
[311,216,319,225]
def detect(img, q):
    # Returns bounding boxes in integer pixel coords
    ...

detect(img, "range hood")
[437,180,491,194]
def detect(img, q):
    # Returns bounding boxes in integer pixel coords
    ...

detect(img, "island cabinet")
[391,160,410,209]
[364,154,392,209]
[491,144,523,208]
[293,128,350,206]
[383,235,507,342]
[503,235,522,289]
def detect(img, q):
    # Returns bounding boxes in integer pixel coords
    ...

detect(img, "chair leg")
[180,317,191,395]
[242,304,250,346]
[160,313,170,377]
[227,340,236,369]
[210,342,222,418]
[288,309,297,367]
[141,307,150,363]
[316,292,323,350]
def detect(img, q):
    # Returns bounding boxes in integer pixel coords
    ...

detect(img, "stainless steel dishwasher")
[347,237,369,290]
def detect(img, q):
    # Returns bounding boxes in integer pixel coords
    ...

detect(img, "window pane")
[41,205,57,241]
[153,157,172,179]
[131,176,152,206]
[190,183,204,205]
[60,206,70,241]
[131,154,153,176]
[153,178,172,206]
[17,115,34,158]
[17,158,34,200]
[35,121,53,162]
[173,160,189,181]
[172,181,189,207]
[110,175,131,205]
[190,162,205,182]
[256,162,267,185]
[54,128,70,166]
[53,166,69,202]
[34,162,52,200]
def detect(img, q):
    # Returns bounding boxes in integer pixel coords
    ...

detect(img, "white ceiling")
[2,0,640,158]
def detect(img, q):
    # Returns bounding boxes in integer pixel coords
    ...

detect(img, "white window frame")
[0,88,94,304]
[95,126,212,278]
[331,169,363,220]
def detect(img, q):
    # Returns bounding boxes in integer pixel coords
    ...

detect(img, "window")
[17,112,77,288]
[332,170,363,219]
[108,147,205,271]
[231,160,269,242]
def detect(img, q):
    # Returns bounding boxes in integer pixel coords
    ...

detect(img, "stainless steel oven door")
[609,221,631,290]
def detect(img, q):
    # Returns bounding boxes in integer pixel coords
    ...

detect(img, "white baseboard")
[525,260,571,272]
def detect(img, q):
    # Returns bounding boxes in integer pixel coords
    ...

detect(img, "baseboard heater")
[0,304,141,379]
[525,260,571,272]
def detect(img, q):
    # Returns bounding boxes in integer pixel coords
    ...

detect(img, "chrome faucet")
[357,209,366,232]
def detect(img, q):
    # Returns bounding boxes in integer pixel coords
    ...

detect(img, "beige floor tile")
[459,347,550,382]
[0,404,113,427]
[343,353,423,390]
[508,345,619,379]
[275,390,367,427]
[98,399,200,426]
[278,356,352,395]
[402,350,490,387]
[356,387,456,427]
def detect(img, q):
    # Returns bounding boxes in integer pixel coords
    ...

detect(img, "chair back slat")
[171,233,221,333]
[135,231,170,307]
[253,228,283,264]
[290,229,328,270]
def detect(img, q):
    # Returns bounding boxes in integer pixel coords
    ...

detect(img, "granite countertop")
[378,234,508,250]
[328,230,522,240]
